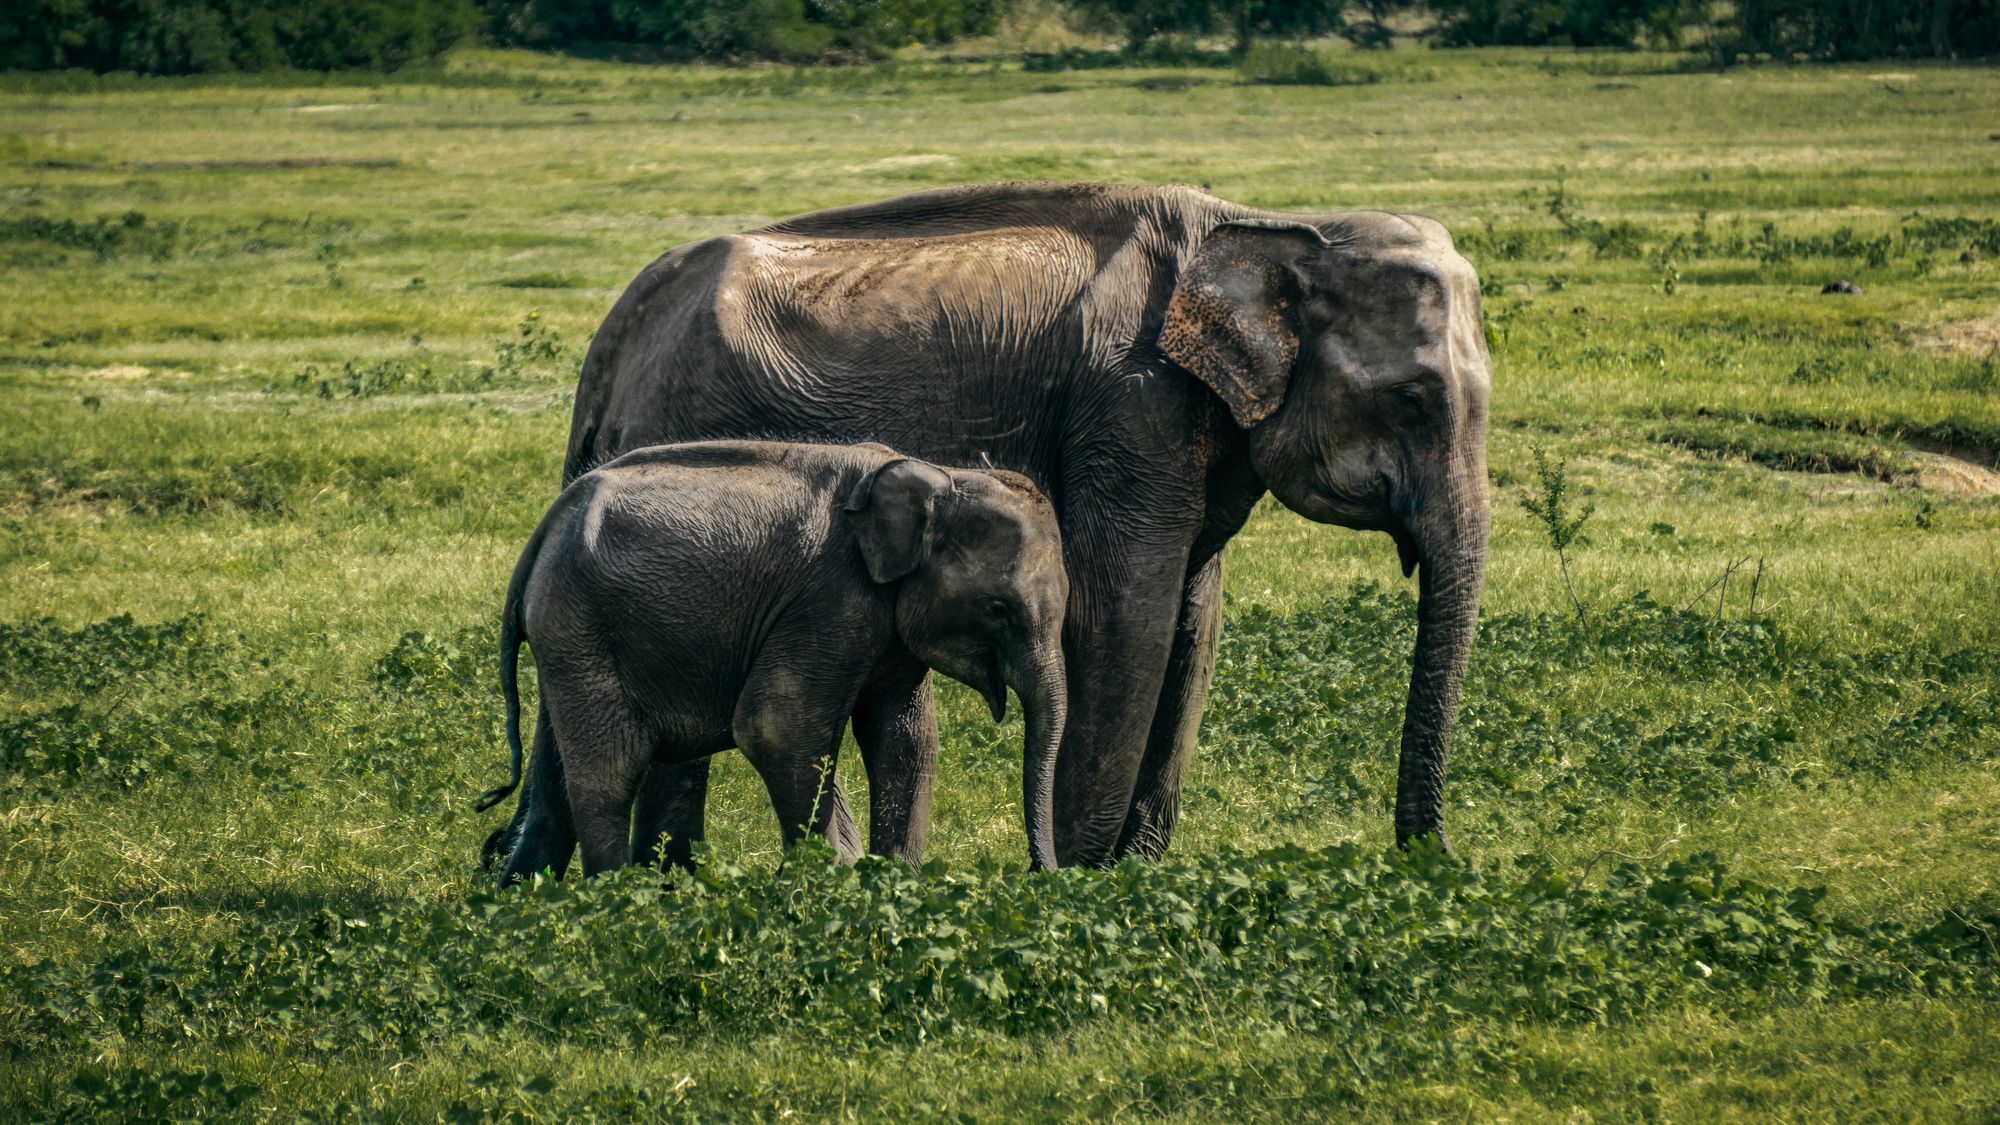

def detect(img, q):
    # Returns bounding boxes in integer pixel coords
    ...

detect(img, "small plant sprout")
[1544,163,1576,236]
[495,310,568,379]
[315,238,346,288]
[1521,446,1594,622]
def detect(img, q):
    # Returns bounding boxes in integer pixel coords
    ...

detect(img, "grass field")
[2,45,1998,1120]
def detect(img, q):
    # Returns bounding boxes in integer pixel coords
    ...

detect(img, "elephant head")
[1160,212,1492,849]
[844,458,1070,869]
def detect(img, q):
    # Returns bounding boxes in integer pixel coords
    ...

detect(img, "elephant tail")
[477,507,554,814]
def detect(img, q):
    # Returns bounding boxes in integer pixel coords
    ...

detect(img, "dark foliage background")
[2,0,1994,74]
[0,0,481,74]
[480,0,1007,62]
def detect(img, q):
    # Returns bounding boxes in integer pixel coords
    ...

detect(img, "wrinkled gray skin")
[489,181,1491,871]
[483,440,1069,883]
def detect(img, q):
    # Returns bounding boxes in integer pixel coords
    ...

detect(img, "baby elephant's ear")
[845,458,951,583]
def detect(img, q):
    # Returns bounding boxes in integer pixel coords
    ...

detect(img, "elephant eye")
[1389,382,1428,414]
[982,596,1011,620]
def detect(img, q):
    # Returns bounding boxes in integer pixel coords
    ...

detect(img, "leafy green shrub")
[374,624,505,699]
[1666,407,2000,471]
[493,309,569,380]
[0,613,228,698]
[289,354,493,399]
[57,1066,262,1123]
[1751,223,1893,267]
[4,843,1993,1074]
[3,449,304,516]
[0,686,298,793]
[1205,585,1998,832]
[2,597,1994,1108]
[1459,222,1570,264]
[1,211,360,271]
[1902,216,2000,257]
[283,313,574,399]
[0,211,188,261]
[1520,447,1593,620]
[0,614,511,799]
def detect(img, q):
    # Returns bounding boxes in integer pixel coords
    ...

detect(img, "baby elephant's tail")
[476,511,555,814]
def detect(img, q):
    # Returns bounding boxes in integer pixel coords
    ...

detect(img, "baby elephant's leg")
[630,757,709,872]
[546,689,653,876]
[852,668,939,863]
[743,743,862,861]
[499,706,577,885]
[733,661,863,862]
[629,756,863,870]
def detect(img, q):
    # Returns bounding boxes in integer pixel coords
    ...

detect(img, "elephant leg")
[1050,502,1195,868]
[818,772,864,864]
[733,651,865,864]
[1115,551,1225,861]
[852,667,939,863]
[543,690,653,877]
[498,706,577,885]
[630,757,862,868]
[741,739,863,863]
[630,758,711,872]
[485,698,561,872]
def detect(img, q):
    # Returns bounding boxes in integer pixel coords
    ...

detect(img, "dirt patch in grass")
[1917,314,2000,358]
[1653,419,2000,496]
[488,273,587,289]
[846,154,954,172]
[1651,420,1912,484]
[1908,449,2000,496]
[132,158,402,171]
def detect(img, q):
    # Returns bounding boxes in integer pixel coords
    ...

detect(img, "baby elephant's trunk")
[1015,646,1067,871]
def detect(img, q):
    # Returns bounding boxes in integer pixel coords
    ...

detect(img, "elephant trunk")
[1013,646,1067,871]
[1395,480,1489,849]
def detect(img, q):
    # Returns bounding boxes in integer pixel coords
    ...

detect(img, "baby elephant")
[481,440,1068,884]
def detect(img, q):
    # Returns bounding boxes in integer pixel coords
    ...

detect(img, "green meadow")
[2,46,1997,1119]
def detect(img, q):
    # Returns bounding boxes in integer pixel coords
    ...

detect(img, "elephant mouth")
[1391,526,1420,578]
[982,656,1009,723]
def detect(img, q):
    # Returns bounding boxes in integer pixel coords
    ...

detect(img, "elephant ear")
[1159,219,1330,428]
[844,458,952,584]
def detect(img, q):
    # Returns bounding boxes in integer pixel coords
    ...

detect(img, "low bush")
[281,312,574,399]
[485,0,1004,62]
[1457,201,2000,275]
[1210,585,1999,832]
[1021,40,1232,72]
[0,613,229,698]
[4,587,1993,1108]
[1236,43,1382,86]
[3,841,1993,1080]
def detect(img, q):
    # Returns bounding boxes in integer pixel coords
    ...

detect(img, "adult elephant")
[490,181,1491,871]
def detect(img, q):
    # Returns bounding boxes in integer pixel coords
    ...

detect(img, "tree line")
[2,0,1994,75]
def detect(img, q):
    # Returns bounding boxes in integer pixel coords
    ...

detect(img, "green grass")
[2,45,1997,1120]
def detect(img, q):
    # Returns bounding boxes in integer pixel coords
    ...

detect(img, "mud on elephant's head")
[844,457,1069,867]
[1160,212,1493,847]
